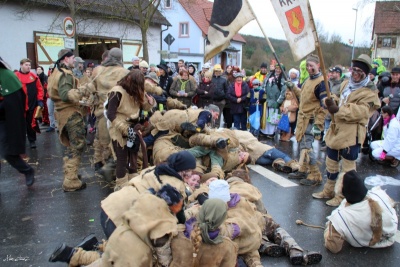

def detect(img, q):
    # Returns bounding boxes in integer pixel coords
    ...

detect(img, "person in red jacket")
[15,58,44,148]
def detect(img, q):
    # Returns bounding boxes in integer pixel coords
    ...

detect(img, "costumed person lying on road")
[49,185,183,267]
[143,104,220,147]
[100,150,196,238]
[188,178,323,266]
[324,170,398,253]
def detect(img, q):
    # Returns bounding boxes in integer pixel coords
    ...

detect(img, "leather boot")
[272,158,292,173]
[69,247,100,267]
[114,174,129,192]
[259,236,285,257]
[288,149,308,179]
[76,233,98,251]
[49,243,74,263]
[23,167,35,187]
[62,157,86,192]
[300,165,322,186]
[312,179,335,199]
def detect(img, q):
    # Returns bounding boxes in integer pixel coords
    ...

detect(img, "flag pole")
[247,2,288,80]
[307,0,332,99]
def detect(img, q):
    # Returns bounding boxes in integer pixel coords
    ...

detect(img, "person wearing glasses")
[312,54,381,207]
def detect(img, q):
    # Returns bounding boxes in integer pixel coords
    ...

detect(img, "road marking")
[248,164,298,187]
[396,231,400,243]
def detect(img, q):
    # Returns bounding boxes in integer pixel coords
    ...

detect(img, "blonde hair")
[190,224,202,267]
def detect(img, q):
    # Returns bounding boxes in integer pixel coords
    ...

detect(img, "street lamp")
[351,8,358,65]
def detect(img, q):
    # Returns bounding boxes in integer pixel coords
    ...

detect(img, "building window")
[179,22,189,37]
[381,58,395,68]
[382,38,392,47]
[165,0,172,8]
[377,37,397,48]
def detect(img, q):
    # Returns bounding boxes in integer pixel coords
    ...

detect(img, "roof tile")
[374,1,400,35]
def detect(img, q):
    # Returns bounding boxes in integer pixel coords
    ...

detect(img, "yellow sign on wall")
[39,36,64,46]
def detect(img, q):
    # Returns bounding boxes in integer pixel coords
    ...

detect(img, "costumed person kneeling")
[106,70,155,190]
[47,49,86,191]
[324,170,398,253]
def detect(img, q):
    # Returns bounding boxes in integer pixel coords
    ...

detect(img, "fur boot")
[113,174,129,192]
[68,248,100,267]
[272,158,292,173]
[63,157,86,192]
[288,149,309,179]
[312,179,336,199]
[285,159,300,173]
[326,173,344,207]
[300,164,322,186]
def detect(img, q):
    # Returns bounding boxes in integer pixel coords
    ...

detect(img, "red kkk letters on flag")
[271,0,315,61]
[204,0,255,62]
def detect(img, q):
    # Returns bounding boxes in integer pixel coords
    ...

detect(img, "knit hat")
[109,47,123,62]
[288,68,299,78]
[132,56,139,61]
[139,60,149,68]
[233,71,244,78]
[145,72,159,84]
[203,63,211,69]
[167,151,196,172]
[391,66,400,73]
[150,63,156,68]
[329,66,342,76]
[156,184,183,206]
[352,54,372,75]
[252,79,261,85]
[260,62,268,69]
[208,180,230,202]
[369,68,377,76]
[58,49,73,61]
[75,57,85,63]
[306,54,320,64]
[342,170,368,204]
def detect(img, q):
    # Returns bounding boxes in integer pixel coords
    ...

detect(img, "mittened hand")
[285,81,294,89]
[379,151,387,160]
[325,98,339,114]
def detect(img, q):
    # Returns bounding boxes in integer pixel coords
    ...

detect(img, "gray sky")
[240,0,376,47]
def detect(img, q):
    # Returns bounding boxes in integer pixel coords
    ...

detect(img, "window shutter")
[377,37,382,48]
[390,58,395,68]
[391,37,397,48]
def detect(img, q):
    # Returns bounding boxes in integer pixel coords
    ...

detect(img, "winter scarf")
[235,82,242,97]
[340,76,370,106]
[180,79,189,91]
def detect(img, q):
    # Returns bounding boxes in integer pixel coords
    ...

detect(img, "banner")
[204,0,255,62]
[270,0,315,61]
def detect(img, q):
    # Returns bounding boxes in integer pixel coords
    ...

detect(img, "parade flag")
[270,0,315,61]
[204,0,255,62]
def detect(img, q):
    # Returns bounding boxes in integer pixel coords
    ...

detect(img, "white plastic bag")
[364,175,400,187]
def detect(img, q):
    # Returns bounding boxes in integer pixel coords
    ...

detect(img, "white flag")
[270,0,315,61]
[204,0,255,62]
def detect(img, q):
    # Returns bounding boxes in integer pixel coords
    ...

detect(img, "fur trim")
[368,198,383,246]
[334,173,344,195]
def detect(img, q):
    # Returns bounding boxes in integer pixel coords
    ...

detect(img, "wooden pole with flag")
[306,0,332,99]
[247,2,288,80]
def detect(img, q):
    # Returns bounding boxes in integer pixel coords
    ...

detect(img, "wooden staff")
[247,1,288,81]
[307,0,332,99]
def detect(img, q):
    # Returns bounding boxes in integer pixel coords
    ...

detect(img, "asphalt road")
[0,128,399,267]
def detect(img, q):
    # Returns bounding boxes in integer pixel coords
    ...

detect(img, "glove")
[380,151,387,160]
[285,81,294,89]
[37,100,44,108]
[325,98,339,114]
[127,126,137,148]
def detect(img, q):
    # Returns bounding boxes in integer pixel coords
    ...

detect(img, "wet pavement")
[0,128,399,267]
